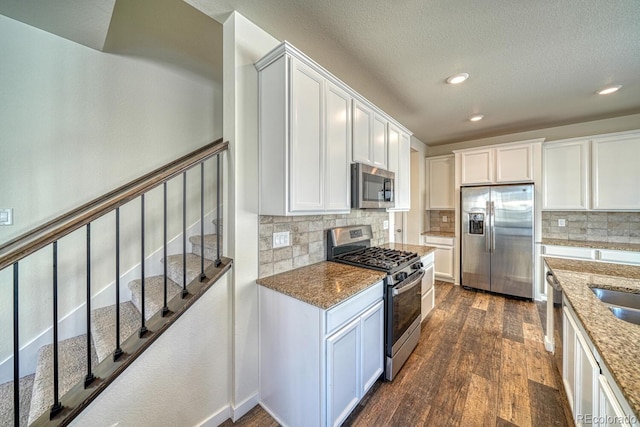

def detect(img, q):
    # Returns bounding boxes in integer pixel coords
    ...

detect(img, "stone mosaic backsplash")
[259,210,389,278]
[428,210,455,233]
[542,211,640,244]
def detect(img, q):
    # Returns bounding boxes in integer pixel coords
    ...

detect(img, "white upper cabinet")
[426,155,454,209]
[542,129,640,211]
[352,101,389,170]
[458,140,540,186]
[256,43,351,215]
[592,132,640,210]
[387,124,411,211]
[542,140,590,210]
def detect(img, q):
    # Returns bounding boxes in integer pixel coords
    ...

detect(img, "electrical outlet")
[383,220,389,230]
[558,219,566,227]
[273,231,290,248]
[0,208,13,226]
[442,216,448,223]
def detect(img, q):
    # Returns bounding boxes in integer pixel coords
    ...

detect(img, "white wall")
[70,270,232,427]
[407,137,428,244]
[222,12,279,420]
[0,14,222,371]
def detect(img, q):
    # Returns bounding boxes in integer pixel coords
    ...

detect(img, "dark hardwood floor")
[224,281,574,427]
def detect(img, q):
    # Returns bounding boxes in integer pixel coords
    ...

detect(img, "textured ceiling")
[199,0,640,145]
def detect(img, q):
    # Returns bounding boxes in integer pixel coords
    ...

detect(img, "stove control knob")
[395,272,408,282]
[412,262,423,270]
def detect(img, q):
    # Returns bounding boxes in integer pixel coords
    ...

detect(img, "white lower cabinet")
[424,236,455,282]
[259,282,384,427]
[421,252,435,321]
[599,375,631,427]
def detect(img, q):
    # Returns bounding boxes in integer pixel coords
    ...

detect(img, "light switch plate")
[383,220,389,230]
[0,208,13,226]
[442,216,448,223]
[558,219,566,227]
[273,231,290,248]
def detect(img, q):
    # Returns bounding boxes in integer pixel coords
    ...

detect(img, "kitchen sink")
[591,287,640,325]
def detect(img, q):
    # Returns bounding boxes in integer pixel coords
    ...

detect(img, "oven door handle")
[392,270,425,296]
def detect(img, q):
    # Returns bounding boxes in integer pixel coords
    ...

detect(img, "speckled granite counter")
[421,231,455,238]
[542,238,640,252]
[256,262,386,310]
[544,257,640,418]
[380,243,437,257]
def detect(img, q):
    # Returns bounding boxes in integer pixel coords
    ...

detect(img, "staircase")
[0,221,222,426]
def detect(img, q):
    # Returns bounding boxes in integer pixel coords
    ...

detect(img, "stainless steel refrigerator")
[461,184,534,299]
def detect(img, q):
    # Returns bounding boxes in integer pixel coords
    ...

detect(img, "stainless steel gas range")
[327,225,424,381]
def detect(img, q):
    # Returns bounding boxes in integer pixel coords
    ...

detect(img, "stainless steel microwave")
[351,163,395,209]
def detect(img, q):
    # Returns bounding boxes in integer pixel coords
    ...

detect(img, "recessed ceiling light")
[446,73,469,84]
[469,114,484,122]
[596,85,622,95]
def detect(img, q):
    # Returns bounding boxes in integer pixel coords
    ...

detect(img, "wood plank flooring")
[225,281,574,427]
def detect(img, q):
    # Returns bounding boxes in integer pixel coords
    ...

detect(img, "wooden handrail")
[0,139,228,271]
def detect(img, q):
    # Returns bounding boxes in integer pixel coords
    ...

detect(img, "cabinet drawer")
[326,281,383,335]
[598,249,640,265]
[424,236,454,246]
[543,245,595,260]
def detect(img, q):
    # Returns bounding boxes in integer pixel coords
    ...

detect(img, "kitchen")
[1,1,640,426]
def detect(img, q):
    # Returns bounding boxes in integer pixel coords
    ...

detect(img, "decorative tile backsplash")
[259,210,389,278]
[542,211,640,244]
[428,210,455,233]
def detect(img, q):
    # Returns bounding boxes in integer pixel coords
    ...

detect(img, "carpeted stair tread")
[128,275,181,321]
[91,302,141,363]
[0,373,34,427]
[28,335,97,424]
[164,253,213,286]
[189,234,221,261]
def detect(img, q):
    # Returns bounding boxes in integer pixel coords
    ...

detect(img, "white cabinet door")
[372,114,388,169]
[427,155,454,209]
[460,149,493,185]
[325,82,351,212]
[542,140,590,210]
[289,58,324,212]
[434,246,454,281]
[352,100,373,165]
[592,133,640,210]
[360,300,384,395]
[563,306,577,413]
[327,317,361,427]
[387,123,400,180]
[575,330,600,426]
[495,144,533,183]
[598,375,631,427]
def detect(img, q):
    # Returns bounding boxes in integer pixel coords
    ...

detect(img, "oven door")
[387,269,424,356]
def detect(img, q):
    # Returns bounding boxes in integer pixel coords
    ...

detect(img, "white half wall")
[222,11,279,421]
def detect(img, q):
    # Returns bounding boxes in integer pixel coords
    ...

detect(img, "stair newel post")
[162,182,169,316]
[199,161,206,281]
[50,241,63,418]
[215,153,221,267]
[181,171,188,297]
[13,262,19,427]
[84,224,96,387]
[139,195,148,338]
[114,208,123,361]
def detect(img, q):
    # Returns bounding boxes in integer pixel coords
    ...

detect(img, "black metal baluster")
[139,195,148,337]
[84,224,95,387]
[215,154,221,267]
[13,262,19,427]
[114,208,123,361]
[162,182,169,316]
[50,242,62,418]
[181,171,188,297]
[200,162,206,281]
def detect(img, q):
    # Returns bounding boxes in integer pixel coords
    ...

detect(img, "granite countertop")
[256,261,386,310]
[380,243,437,257]
[544,257,640,418]
[542,238,640,252]
[421,231,455,238]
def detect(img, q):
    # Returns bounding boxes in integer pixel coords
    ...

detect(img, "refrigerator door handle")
[485,201,491,253]
[491,201,496,253]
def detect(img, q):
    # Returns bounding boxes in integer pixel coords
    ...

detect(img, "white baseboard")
[232,392,260,422]
[196,404,231,427]
[0,209,218,384]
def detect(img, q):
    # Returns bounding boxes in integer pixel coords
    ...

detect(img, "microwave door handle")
[384,179,393,202]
